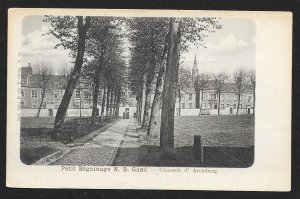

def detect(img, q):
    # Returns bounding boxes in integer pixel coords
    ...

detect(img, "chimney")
[27,62,32,75]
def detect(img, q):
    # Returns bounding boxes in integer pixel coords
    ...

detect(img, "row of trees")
[42,16,128,138]
[127,17,222,148]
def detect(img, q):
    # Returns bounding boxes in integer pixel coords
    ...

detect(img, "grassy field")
[20,116,114,164]
[143,115,254,148]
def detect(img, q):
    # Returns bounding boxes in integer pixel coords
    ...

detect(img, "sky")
[21,16,255,76]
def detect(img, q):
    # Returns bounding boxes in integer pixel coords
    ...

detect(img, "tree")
[233,68,247,115]
[193,73,210,115]
[57,63,73,87]
[127,17,169,129]
[160,18,183,148]
[84,17,124,125]
[33,62,54,118]
[160,17,221,148]
[248,69,256,115]
[213,72,229,115]
[44,16,91,131]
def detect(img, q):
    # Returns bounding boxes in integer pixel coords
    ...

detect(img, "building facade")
[175,54,255,115]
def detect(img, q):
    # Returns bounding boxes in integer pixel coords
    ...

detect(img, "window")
[233,104,236,109]
[32,102,37,108]
[221,104,224,108]
[84,90,91,99]
[40,90,46,98]
[239,104,242,108]
[221,94,224,101]
[75,101,80,109]
[213,94,217,100]
[248,96,252,103]
[84,102,90,109]
[21,89,24,97]
[54,91,60,99]
[189,94,192,100]
[203,103,206,108]
[31,89,37,98]
[189,103,192,108]
[209,104,212,109]
[42,102,46,108]
[21,101,25,108]
[234,95,237,101]
[75,90,81,99]
[214,104,217,109]
[182,103,185,109]
[203,92,207,100]
[181,94,185,99]
[226,94,230,101]
[54,103,60,109]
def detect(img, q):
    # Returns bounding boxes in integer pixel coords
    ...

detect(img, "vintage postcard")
[7,9,291,191]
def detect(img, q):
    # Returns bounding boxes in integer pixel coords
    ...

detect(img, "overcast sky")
[21,16,255,76]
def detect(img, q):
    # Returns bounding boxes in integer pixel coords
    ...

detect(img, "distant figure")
[126,111,129,119]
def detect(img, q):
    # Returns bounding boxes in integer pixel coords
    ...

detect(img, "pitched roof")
[181,81,254,94]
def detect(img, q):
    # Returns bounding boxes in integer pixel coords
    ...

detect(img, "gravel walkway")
[52,119,130,166]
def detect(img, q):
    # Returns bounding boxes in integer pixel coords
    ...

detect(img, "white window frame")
[31,89,37,98]
[75,90,81,99]
[54,90,60,99]
[32,101,38,108]
[189,93,192,100]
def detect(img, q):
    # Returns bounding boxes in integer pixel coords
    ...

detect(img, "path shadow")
[113,145,254,168]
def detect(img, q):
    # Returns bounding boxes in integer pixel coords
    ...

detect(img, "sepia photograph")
[20,15,255,167]
[6,9,291,191]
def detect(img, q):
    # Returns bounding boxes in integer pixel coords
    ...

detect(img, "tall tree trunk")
[54,16,91,130]
[217,91,221,115]
[199,90,203,116]
[106,85,110,119]
[139,77,146,123]
[195,90,200,108]
[236,94,240,115]
[160,18,182,148]
[91,63,102,125]
[147,65,164,135]
[142,80,152,129]
[109,88,114,118]
[136,97,140,120]
[112,89,117,116]
[178,88,181,116]
[115,90,120,117]
[100,86,106,122]
[36,93,45,118]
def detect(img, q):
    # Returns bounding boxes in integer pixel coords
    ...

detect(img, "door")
[230,108,233,115]
[248,108,251,114]
[48,108,53,116]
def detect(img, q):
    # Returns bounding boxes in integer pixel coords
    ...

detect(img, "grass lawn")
[134,115,254,167]
[20,116,116,165]
[143,115,254,148]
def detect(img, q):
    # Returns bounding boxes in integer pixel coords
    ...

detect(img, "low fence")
[21,106,137,117]
[177,107,253,116]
